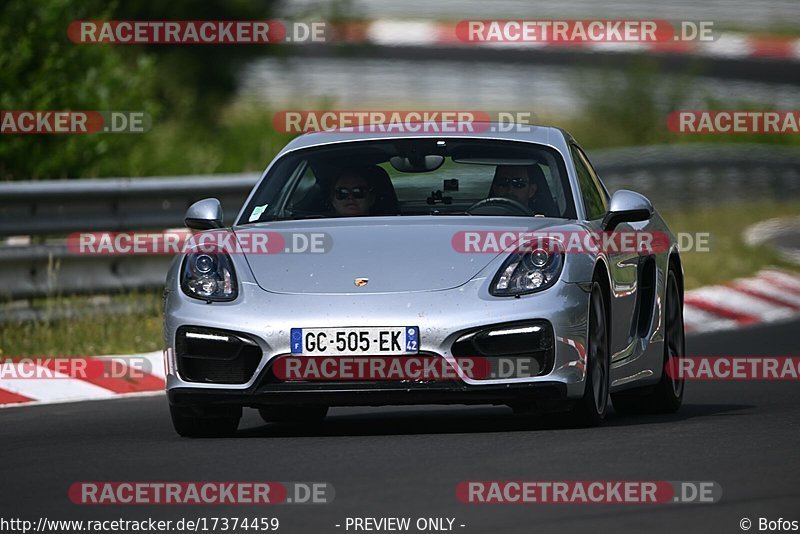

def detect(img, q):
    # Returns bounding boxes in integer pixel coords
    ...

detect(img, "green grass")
[662,200,800,289]
[2,199,798,357]
[0,292,163,358]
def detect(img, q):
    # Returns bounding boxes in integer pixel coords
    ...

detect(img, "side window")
[288,164,317,203]
[577,147,609,204]
[571,146,607,220]
[286,163,323,214]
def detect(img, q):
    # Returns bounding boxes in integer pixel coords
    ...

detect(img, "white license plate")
[290,327,419,356]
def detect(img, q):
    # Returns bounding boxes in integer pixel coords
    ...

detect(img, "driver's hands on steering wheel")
[465,197,536,217]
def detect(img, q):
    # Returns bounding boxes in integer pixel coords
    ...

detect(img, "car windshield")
[238,138,577,224]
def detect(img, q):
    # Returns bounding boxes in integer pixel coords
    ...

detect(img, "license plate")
[290,327,419,356]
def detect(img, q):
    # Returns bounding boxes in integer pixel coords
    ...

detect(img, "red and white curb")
[1,268,798,408]
[0,352,164,408]
[684,269,800,333]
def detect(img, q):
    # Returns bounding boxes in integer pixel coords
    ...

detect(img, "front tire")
[611,268,685,414]
[569,280,610,427]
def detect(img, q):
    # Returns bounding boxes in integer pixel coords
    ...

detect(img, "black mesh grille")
[176,326,262,384]
[451,320,555,378]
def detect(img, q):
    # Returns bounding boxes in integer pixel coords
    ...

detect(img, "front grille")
[176,326,262,384]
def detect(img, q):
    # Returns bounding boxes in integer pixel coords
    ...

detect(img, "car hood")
[234,217,568,295]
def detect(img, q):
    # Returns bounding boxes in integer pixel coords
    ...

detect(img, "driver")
[490,165,538,206]
[489,164,559,216]
[330,168,376,217]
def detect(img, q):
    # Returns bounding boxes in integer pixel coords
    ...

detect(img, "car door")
[571,144,641,365]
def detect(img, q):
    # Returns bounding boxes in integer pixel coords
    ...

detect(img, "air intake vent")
[176,326,262,384]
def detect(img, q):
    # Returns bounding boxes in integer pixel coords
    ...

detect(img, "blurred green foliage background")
[0,0,286,180]
[2,1,797,181]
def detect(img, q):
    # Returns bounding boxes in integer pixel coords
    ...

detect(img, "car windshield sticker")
[248,204,268,222]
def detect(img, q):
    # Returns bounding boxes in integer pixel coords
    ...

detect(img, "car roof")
[276,123,574,156]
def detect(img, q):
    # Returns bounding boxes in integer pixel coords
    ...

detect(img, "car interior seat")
[362,165,400,216]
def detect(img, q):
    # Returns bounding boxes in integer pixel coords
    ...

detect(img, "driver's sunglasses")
[334,186,371,200]
[494,177,530,189]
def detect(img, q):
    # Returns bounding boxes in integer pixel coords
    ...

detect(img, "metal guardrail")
[1,144,799,301]
[0,173,259,236]
[593,144,800,207]
[0,244,176,301]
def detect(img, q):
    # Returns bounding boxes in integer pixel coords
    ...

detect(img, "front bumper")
[164,278,591,406]
[168,381,569,408]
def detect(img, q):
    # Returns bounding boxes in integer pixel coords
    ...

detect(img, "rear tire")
[568,280,610,427]
[170,405,241,438]
[258,405,329,424]
[611,268,685,414]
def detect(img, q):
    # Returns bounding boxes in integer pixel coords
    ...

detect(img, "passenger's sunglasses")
[494,177,530,189]
[334,186,371,200]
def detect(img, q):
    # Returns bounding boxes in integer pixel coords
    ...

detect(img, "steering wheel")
[466,197,535,217]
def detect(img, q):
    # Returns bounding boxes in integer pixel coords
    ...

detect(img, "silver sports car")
[163,125,685,437]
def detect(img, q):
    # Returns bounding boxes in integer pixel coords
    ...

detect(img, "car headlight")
[490,239,564,296]
[180,252,238,302]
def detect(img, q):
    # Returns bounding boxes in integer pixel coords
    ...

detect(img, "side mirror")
[185,198,224,230]
[602,190,653,231]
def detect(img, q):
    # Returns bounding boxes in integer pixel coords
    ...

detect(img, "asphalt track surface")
[2,319,799,533]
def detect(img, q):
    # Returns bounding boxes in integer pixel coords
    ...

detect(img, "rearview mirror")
[389,154,445,173]
[602,190,653,231]
[185,198,224,230]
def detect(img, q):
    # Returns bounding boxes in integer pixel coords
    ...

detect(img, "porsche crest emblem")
[354,277,369,287]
